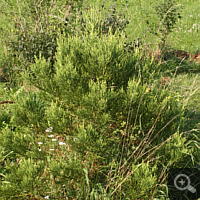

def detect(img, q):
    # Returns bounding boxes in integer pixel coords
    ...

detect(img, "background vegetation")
[0,0,199,199]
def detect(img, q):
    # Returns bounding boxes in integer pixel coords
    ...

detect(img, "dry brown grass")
[144,47,200,65]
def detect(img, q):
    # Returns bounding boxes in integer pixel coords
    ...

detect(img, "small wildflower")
[52,139,57,141]
[38,142,43,145]
[48,134,54,138]
[38,149,41,151]
[193,23,197,28]
[45,196,49,199]
[46,127,53,132]
[50,149,54,151]
[59,142,66,145]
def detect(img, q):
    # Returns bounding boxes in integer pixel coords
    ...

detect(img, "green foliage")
[0,110,11,130]
[0,0,83,87]
[11,88,47,129]
[9,30,58,68]
[124,161,158,199]
[1,0,130,89]
[124,78,184,144]
[78,4,129,36]
[0,52,24,88]
[23,20,138,100]
[1,13,186,198]
[45,101,71,135]
[0,2,199,199]
[145,0,182,47]
[0,125,34,159]
[0,124,84,199]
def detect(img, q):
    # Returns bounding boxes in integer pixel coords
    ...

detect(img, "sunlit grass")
[86,0,200,53]
[169,73,200,130]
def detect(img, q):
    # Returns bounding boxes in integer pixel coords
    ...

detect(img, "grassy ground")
[83,0,200,53]
[170,73,200,130]
[0,0,199,57]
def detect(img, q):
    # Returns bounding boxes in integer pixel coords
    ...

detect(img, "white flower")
[38,142,43,145]
[48,134,54,138]
[59,142,66,145]
[193,23,197,28]
[38,149,41,151]
[52,139,57,141]
[46,127,53,132]
[50,149,54,151]
[45,196,49,199]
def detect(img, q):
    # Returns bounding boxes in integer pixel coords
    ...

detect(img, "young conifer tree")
[0,4,189,200]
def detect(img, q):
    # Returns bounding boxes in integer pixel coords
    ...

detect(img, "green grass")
[84,0,200,53]
[170,73,200,130]
[0,0,199,60]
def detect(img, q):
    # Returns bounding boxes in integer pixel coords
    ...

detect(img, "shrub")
[0,4,196,200]
[1,1,130,89]
[1,0,83,87]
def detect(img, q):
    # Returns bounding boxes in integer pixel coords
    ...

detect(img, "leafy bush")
[1,1,130,89]
[1,0,83,86]
[77,4,129,36]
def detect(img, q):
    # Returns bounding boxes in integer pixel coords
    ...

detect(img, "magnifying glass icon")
[174,174,196,193]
